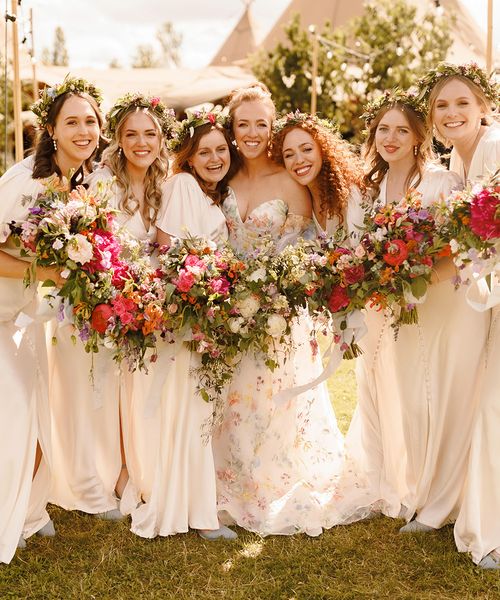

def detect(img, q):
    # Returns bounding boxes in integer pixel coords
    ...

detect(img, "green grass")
[2,362,499,600]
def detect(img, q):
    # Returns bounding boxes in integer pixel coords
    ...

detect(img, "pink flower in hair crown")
[150,97,160,108]
[207,113,216,125]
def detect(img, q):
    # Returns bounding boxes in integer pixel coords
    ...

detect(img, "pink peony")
[174,269,195,292]
[470,189,500,240]
[112,295,136,319]
[209,277,230,295]
[184,254,206,269]
[150,97,160,108]
[328,286,350,313]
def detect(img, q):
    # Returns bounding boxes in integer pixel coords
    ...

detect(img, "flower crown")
[417,62,499,106]
[272,110,338,135]
[167,106,229,152]
[31,75,103,127]
[362,88,427,126]
[105,93,177,139]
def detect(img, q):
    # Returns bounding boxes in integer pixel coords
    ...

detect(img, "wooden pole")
[10,0,23,161]
[30,8,37,102]
[486,0,493,72]
[310,26,319,116]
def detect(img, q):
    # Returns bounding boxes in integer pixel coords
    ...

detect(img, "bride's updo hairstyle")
[226,82,276,122]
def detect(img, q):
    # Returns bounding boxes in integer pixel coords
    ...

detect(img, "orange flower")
[379,267,393,285]
[437,244,452,258]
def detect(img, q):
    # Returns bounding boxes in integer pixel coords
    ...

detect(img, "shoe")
[96,509,124,521]
[17,535,26,549]
[478,553,500,570]
[399,520,435,533]
[198,525,238,541]
[36,519,56,537]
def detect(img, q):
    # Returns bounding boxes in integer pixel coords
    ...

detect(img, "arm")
[0,248,64,286]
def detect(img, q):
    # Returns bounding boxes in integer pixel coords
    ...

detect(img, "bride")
[212,83,344,536]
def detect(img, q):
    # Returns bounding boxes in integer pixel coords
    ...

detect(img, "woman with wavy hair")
[0,75,103,563]
[59,94,171,520]
[271,111,365,242]
[128,108,238,540]
[362,90,487,534]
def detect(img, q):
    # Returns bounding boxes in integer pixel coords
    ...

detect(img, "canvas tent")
[210,2,258,66]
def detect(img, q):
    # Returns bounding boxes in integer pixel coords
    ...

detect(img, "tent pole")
[486,0,493,72]
[310,25,318,116]
[11,0,23,162]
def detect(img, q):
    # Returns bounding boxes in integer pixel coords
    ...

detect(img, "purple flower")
[29,206,43,215]
[79,324,90,341]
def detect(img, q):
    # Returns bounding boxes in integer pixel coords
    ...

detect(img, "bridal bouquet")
[157,235,246,401]
[435,168,500,281]
[359,189,449,328]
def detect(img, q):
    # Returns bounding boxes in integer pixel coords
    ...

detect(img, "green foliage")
[252,0,453,142]
[132,21,182,68]
[41,26,69,66]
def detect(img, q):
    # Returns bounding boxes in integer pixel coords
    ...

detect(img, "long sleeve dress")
[0,157,52,564]
[129,172,228,537]
[452,122,500,563]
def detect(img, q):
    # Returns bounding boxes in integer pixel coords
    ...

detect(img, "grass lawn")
[2,362,499,600]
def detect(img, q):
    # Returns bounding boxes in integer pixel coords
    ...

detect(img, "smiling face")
[432,77,485,145]
[282,127,322,187]
[232,99,273,159]
[119,110,161,172]
[50,95,100,172]
[188,128,230,188]
[375,108,417,166]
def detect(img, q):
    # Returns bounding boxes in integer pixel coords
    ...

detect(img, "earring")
[413,145,418,157]
[52,138,58,151]
[118,147,123,157]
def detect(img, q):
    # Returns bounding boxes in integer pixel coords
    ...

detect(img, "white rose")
[373,226,387,242]
[265,314,287,338]
[228,316,245,334]
[272,295,289,311]
[354,244,366,258]
[449,239,459,254]
[67,233,94,264]
[52,238,64,251]
[247,267,267,282]
[236,295,260,319]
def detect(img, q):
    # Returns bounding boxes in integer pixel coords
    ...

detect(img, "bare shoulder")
[275,169,311,216]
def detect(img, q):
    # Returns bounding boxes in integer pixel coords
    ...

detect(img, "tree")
[109,58,121,69]
[41,26,69,66]
[251,0,453,141]
[131,44,161,69]
[156,21,182,67]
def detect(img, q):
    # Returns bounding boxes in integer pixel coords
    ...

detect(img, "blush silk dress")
[0,157,52,564]
[452,122,500,563]
[212,188,345,536]
[129,172,228,537]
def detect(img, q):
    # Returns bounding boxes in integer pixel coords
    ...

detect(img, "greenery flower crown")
[417,62,499,106]
[167,106,229,152]
[362,88,427,126]
[105,93,177,139]
[31,74,103,128]
[272,110,338,135]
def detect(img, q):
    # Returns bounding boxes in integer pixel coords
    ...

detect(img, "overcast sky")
[16,0,497,70]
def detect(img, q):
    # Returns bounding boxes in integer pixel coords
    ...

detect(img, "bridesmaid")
[85,93,172,514]
[129,109,238,540]
[363,89,488,533]
[45,81,130,520]
[0,76,102,563]
[212,84,344,536]
[420,62,500,567]
[270,111,365,242]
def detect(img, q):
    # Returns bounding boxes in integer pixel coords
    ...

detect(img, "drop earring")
[118,147,123,158]
[413,145,418,157]
[52,138,58,151]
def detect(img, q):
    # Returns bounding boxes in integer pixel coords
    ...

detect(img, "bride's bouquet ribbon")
[272,310,367,405]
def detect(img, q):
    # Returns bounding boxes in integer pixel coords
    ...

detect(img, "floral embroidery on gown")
[212,189,345,536]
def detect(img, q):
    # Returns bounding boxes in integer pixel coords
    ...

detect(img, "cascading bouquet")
[157,235,246,401]
[275,232,370,359]
[434,168,500,282]
[8,175,129,331]
[359,189,449,329]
